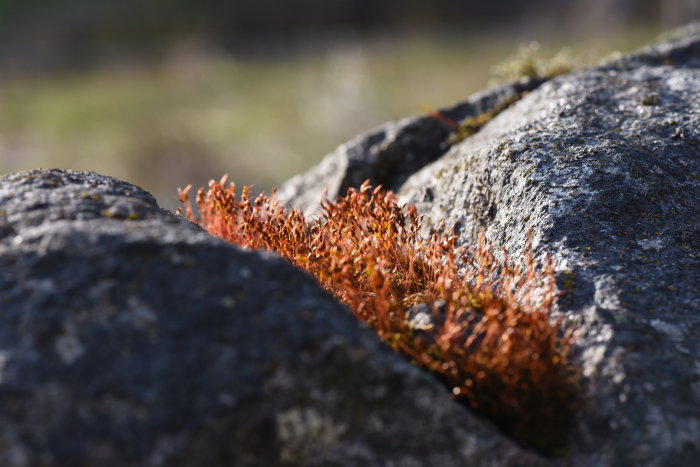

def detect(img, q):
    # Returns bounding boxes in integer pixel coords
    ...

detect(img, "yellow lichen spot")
[562,270,576,291]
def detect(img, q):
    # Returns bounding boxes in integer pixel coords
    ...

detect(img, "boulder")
[282,23,700,466]
[399,24,700,466]
[0,169,540,466]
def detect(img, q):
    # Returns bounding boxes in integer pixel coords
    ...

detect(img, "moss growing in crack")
[179,177,581,455]
[447,94,521,145]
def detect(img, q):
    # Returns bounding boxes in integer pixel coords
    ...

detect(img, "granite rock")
[0,169,541,466]
[280,22,700,466]
[397,24,700,466]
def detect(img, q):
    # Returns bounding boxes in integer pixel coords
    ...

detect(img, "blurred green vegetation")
[0,28,661,210]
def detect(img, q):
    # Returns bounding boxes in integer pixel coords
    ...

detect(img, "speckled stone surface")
[398,23,700,466]
[0,169,542,466]
[275,22,700,466]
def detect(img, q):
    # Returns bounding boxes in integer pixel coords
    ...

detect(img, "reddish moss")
[179,176,579,453]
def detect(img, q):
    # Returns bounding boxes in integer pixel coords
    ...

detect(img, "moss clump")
[491,42,591,84]
[179,177,580,454]
[447,94,521,145]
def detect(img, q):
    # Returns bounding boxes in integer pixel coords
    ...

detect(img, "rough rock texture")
[0,169,542,466]
[399,25,700,466]
[278,76,545,215]
[281,22,700,466]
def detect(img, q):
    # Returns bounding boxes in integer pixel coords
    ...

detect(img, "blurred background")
[0,0,698,211]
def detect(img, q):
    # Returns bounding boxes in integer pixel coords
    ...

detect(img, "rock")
[278,22,700,466]
[395,24,700,466]
[0,169,541,466]
[278,76,545,215]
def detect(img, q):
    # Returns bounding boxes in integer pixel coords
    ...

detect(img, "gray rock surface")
[278,76,545,215]
[397,24,700,466]
[0,169,541,466]
[279,22,700,466]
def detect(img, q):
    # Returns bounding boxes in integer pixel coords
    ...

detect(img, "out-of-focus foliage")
[0,29,668,210]
[1,0,696,73]
[0,34,508,209]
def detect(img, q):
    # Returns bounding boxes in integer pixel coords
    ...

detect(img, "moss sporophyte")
[178,176,580,454]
